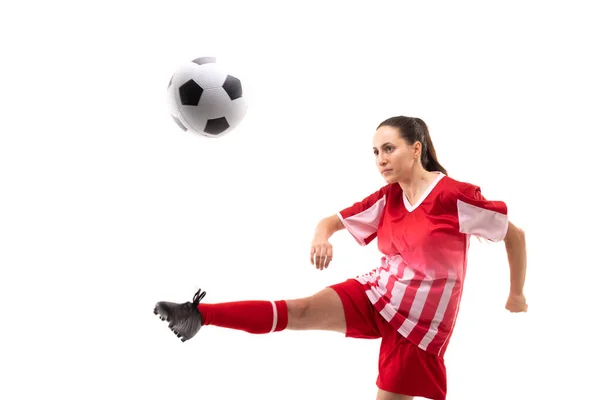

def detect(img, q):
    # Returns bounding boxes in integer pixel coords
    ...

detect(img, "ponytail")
[414,118,448,175]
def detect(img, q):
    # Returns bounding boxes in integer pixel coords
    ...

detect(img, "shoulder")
[434,176,490,213]
[374,183,397,204]
[440,176,507,215]
[439,176,481,198]
[344,182,394,210]
[362,182,399,206]
[370,182,396,198]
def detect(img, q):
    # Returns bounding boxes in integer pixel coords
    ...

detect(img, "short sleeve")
[337,185,389,246]
[456,183,509,242]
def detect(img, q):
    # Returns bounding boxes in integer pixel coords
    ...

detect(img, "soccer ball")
[166,57,248,138]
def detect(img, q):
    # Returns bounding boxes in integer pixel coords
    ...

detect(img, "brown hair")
[377,116,448,175]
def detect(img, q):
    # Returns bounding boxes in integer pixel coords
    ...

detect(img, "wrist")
[313,233,331,242]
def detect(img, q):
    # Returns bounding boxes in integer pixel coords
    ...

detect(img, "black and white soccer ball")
[166,57,248,138]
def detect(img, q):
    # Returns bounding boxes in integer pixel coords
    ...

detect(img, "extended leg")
[154,287,347,341]
[199,287,345,333]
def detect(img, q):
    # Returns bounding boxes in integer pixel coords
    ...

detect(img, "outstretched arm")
[503,221,528,312]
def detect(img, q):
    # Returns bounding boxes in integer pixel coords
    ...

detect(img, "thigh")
[285,278,382,336]
[286,287,347,333]
[329,278,381,339]
[376,389,413,400]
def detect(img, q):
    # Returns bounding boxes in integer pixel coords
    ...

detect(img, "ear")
[413,141,422,159]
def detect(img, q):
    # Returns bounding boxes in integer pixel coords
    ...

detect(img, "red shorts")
[329,279,447,400]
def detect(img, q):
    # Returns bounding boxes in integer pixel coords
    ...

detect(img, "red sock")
[197,300,288,334]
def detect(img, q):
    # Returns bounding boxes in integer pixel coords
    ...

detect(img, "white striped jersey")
[337,172,508,357]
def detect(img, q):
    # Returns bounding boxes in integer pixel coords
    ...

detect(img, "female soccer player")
[154,116,528,400]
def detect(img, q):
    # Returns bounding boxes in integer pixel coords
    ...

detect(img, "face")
[372,125,421,183]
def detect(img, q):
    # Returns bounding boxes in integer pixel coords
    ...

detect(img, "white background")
[1,1,598,399]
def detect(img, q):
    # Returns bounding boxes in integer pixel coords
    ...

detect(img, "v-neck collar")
[402,172,445,212]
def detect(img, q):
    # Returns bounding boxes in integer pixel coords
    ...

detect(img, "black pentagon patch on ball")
[171,115,187,131]
[204,117,230,135]
[222,75,243,100]
[192,57,216,65]
[179,79,204,106]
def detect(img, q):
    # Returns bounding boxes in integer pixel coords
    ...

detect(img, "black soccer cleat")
[154,288,207,342]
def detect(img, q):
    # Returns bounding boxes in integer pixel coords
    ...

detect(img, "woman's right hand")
[310,237,333,270]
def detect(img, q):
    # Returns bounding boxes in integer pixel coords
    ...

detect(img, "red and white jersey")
[337,172,508,357]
